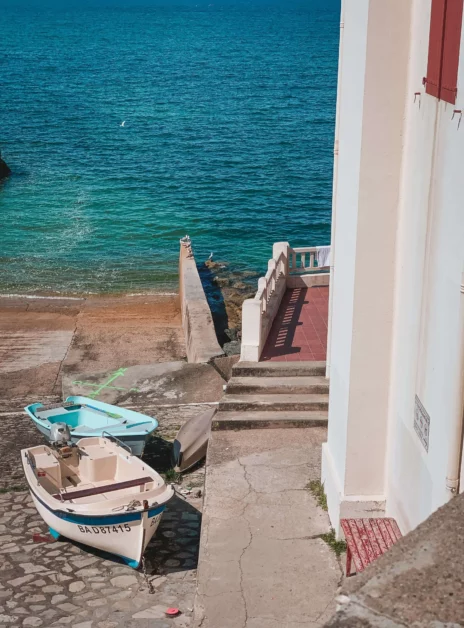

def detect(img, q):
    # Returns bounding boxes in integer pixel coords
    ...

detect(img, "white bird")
[208,252,214,261]
[120,121,126,127]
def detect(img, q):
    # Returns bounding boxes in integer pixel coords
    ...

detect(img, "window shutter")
[440,0,464,104]
[425,0,447,98]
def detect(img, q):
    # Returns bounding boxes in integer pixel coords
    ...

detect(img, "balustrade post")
[268,259,277,292]
[272,241,290,278]
[241,298,263,362]
[257,277,267,312]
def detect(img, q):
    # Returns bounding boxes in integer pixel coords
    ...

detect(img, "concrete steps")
[232,360,326,377]
[218,393,329,413]
[213,410,328,430]
[217,360,329,430]
[226,375,329,395]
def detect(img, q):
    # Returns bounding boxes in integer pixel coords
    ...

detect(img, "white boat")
[22,436,174,568]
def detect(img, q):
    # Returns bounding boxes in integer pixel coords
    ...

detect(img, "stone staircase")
[213,360,329,430]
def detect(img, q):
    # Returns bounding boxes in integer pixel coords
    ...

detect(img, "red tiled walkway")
[261,286,329,362]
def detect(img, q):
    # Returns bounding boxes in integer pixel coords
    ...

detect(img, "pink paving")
[261,286,329,362]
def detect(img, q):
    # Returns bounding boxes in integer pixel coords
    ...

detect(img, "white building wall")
[322,0,369,523]
[325,0,464,535]
[323,0,412,530]
[386,0,464,532]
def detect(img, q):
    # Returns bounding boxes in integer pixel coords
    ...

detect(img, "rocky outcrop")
[0,156,11,181]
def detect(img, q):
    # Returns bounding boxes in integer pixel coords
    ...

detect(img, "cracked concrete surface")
[194,429,341,628]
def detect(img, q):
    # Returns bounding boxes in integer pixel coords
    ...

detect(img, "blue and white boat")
[22,436,174,567]
[25,396,158,457]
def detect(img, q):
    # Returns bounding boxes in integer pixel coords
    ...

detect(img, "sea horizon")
[0,0,339,296]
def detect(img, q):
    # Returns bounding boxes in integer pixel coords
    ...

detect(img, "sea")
[0,0,340,296]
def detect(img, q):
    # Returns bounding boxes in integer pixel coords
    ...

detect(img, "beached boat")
[22,436,174,568]
[172,407,216,472]
[25,396,158,456]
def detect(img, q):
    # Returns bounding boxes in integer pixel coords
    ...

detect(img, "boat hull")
[29,489,165,567]
[26,397,158,457]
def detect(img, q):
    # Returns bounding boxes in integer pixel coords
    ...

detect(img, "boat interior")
[34,403,121,429]
[27,438,166,506]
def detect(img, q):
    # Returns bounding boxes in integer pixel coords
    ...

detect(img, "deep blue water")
[0,0,339,295]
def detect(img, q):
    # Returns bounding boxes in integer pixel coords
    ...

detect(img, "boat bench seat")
[54,476,153,501]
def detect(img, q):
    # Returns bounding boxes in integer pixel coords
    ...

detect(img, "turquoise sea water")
[0,0,339,295]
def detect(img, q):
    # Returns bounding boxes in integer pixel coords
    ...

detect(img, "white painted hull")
[22,436,173,568]
[30,490,165,568]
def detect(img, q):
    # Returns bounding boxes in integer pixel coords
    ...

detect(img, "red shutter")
[425,0,447,98]
[440,0,464,104]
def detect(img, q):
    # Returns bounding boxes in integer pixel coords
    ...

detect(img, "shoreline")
[0,289,179,300]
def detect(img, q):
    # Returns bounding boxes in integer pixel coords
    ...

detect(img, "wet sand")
[0,293,186,402]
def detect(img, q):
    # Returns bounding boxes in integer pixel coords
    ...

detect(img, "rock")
[56,602,79,613]
[9,575,35,587]
[162,531,175,538]
[109,575,137,588]
[0,157,11,181]
[87,598,107,607]
[19,563,47,575]
[70,556,99,568]
[22,618,43,627]
[205,260,228,270]
[68,581,85,593]
[212,276,230,288]
[42,585,63,594]
[223,340,241,356]
[232,281,247,290]
[52,617,74,625]
[75,568,99,578]
[132,605,167,619]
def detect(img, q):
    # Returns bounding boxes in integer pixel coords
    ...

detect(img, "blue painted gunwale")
[29,485,165,525]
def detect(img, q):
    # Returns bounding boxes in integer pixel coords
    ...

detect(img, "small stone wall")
[179,244,224,363]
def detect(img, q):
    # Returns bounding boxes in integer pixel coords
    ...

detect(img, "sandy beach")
[0,293,186,401]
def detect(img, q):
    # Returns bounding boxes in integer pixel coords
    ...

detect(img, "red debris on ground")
[32,533,57,544]
[165,608,181,617]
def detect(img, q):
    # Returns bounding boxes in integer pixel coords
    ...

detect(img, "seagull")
[120,121,126,127]
[208,252,214,261]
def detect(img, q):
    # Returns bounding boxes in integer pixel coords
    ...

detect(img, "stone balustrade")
[241,241,330,362]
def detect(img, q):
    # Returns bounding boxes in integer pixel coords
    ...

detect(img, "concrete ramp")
[194,428,341,628]
[63,361,226,405]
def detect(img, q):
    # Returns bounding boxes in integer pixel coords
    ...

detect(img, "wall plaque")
[414,395,430,452]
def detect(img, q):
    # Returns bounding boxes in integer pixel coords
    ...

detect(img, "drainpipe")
[326,2,345,379]
[445,271,464,496]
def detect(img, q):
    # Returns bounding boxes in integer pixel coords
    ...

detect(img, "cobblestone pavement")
[0,401,210,627]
